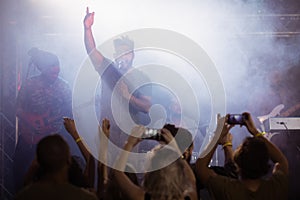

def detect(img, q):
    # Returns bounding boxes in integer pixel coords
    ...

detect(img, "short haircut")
[37,134,70,173]
[234,137,270,179]
[113,35,134,51]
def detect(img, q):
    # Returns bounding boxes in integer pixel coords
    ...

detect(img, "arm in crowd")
[217,132,238,178]
[196,112,289,187]
[218,132,234,165]
[195,114,234,186]
[97,118,110,199]
[111,126,145,200]
[63,118,95,188]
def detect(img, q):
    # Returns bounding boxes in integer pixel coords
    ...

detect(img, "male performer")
[83,7,152,147]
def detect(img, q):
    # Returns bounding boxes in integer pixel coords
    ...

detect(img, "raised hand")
[215,114,234,141]
[126,125,145,147]
[63,117,79,139]
[242,112,259,136]
[160,128,182,153]
[160,128,175,144]
[83,7,95,30]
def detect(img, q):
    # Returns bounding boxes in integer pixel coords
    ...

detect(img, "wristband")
[222,142,232,149]
[255,132,266,137]
[75,137,83,143]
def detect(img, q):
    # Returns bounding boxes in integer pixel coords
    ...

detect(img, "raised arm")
[218,132,234,165]
[63,118,90,161]
[83,7,106,71]
[243,112,289,175]
[195,115,234,185]
[63,117,95,187]
[97,118,110,199]
[218,132,238,178]
[111,126,145,200]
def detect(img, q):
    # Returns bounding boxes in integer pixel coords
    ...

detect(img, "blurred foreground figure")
[14,134,97,200]
[196,113,288,200]
[112,125,198,200]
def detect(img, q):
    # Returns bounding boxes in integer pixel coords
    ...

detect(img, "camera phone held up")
[227,114,246,125]
[142,124,178,141]
[142,128,162,141]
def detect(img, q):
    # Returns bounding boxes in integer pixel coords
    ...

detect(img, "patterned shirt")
[16,75,72,144]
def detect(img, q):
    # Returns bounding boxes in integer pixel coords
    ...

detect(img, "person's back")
[225,136,287,199]
[15,134,97,200]
[206,173,287,200]
[195,113,288,200]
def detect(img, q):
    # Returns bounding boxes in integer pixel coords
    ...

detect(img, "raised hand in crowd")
[63,117,95,188]
[195,112,289,200]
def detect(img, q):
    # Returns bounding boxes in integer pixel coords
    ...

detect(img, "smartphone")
[142,128,162,140]
[228,114,245,125]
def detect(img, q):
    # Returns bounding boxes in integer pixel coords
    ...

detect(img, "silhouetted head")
[36,134,71,174]
[234,137,270,179]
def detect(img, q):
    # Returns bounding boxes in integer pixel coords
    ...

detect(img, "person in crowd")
[111,125,198,200]
[83,7,152,148]
[14,47,73,192]
[195,112,289,200]
[14,134,98,200]
[169,122,236,200]
[22,118,96,189]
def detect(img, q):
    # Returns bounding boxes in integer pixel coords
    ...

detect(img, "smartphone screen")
[228,114,244,124]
